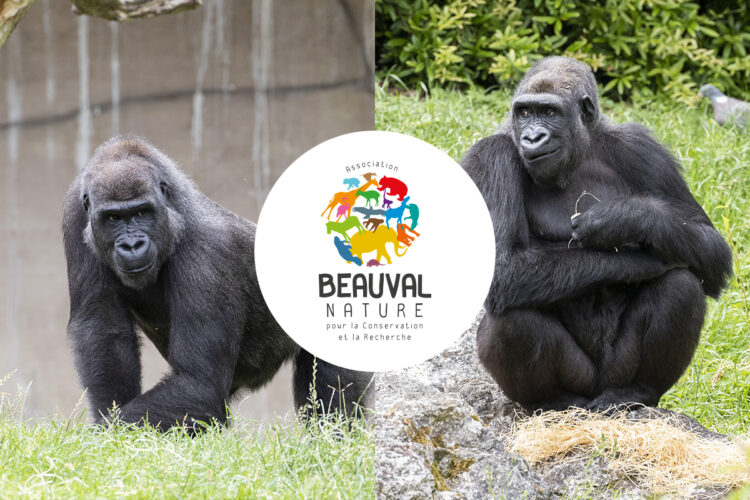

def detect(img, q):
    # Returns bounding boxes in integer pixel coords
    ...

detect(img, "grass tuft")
[0,378,374,498]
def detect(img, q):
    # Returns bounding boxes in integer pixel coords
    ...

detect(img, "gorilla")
[62,136,372,429]
[463,57,732,412]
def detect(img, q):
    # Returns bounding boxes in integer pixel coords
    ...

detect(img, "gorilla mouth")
[527,147,560,161]
[121,263,153,274]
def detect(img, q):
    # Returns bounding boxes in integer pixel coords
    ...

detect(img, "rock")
[699,84,750,128]
[374,311,736,499]
[625,406,729,443]
[375,313,548,499]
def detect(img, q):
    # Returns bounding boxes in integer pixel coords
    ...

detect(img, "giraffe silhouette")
[321,178,379,220]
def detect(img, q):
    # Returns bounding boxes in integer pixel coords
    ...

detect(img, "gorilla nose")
[521,127,551,150]
[115,234,150,264]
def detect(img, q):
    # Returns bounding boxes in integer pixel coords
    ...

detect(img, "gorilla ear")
[580,95,596,123]
[159,181,170,199]
[82,193,90,212]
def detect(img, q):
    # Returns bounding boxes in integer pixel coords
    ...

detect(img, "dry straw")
[508,409,750,494]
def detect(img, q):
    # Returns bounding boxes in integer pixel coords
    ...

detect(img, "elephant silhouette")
[349,225,407,265]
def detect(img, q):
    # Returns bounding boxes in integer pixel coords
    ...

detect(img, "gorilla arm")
[571,123,733,298]
[117,244,244,429]
[463,133,672,316]
[63,194,142,420]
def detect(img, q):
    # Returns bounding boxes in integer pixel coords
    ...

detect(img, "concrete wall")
[0,0,374,420]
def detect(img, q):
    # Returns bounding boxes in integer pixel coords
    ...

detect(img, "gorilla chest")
[525,170,630,242]
[121,286,171,357]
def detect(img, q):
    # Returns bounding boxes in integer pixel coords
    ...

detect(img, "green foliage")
[377,84,750,435]
[375,0,750,103]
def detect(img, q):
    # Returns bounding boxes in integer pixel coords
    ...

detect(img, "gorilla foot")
[524,391,592,412]
[585,386,658,413]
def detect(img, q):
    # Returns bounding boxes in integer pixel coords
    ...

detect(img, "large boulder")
[374,312,735,499]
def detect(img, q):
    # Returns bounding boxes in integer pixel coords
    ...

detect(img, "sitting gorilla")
[62,136,371,429]
[463,57,732,412]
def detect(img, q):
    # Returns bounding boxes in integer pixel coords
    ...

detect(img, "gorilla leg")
[587,268,705,410]
[477,309,597,411]
[293,349,372,418]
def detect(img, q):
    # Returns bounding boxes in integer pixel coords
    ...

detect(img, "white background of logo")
[256,131,495,372]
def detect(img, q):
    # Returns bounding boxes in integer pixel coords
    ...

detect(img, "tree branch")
[0,0,36,49]
[70,0,201,21]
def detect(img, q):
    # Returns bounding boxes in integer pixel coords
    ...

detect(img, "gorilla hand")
[571,199,638,250]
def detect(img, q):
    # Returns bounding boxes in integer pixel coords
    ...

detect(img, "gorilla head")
[80,139,185,290]
[509,57,599,188]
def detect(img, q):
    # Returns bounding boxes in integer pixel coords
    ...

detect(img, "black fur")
[463,57,732,412]
[63,136,371,429]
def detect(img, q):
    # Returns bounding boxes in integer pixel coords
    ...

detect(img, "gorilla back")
[463,57,732,412]
[62,136,370,429]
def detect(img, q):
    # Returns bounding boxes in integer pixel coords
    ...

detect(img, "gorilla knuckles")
[63,136,370,429]
[82,151,179,290]
[464,57,732,412]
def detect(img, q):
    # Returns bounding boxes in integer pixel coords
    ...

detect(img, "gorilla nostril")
[116,235,149,257]
[522,129,550,146]
[117,241,133,252]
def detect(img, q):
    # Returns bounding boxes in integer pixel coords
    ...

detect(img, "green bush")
[375,0,750,103]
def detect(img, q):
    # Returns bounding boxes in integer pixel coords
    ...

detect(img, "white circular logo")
[255,131,495,372]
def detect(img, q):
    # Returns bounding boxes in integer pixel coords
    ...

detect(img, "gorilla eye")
[519,108,530,118]
[136,211,146,217]
[108,214,121,222]
[545,107,556,116]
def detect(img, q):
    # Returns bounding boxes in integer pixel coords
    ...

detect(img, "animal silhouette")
[377,176,408,201]
[343,177,360,190]
[357,188,380,208]
[326,216,365,242]
[336,201,351,222]
[397,224,420,246]
[382,197,393,209]
[385,196,410,229]
[362,172,377,182]
[352,206,386,218]
[321,178,379,219]
[349,225,407,265]
[334,237,363,266]
[404,203,420,230]
[363,217,384,231]
[367,259,383,267]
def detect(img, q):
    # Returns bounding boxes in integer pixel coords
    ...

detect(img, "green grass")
[376,80,750,436]
[0,380,374,498]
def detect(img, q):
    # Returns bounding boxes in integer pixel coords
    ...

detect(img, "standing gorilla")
[463,57,732,412]
[63,136,371,429]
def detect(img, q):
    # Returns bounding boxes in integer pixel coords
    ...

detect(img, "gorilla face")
[83,165,174,290]
[511,91,596,189]
[96,203,159,287]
